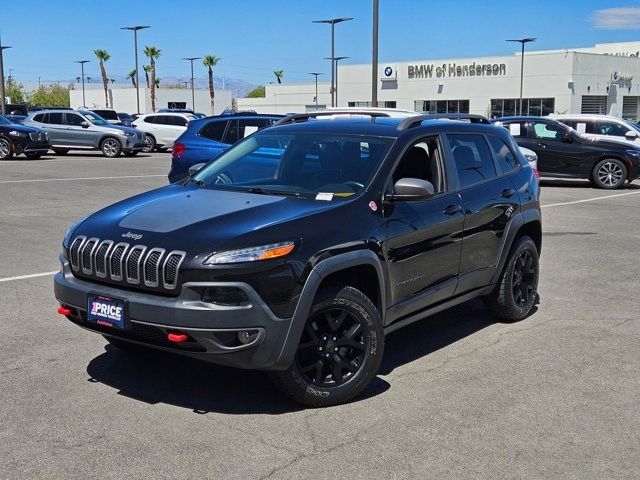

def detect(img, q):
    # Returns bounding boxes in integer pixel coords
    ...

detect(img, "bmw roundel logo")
[384,66,393,77]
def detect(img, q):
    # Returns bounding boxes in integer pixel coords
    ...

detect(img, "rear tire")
[484,235,539,322]
[52,148,69,155]
[101,137,122,158]
[269,285,384,407]
[0,138,14,159]
[103,336,153,354]
[592,158,627,189]
[142,134,156,153]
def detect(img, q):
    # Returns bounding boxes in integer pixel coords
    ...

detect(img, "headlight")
[203,241,296,265]
[8,130,27,137]
[626,149,640,157]
[62,215,89,248]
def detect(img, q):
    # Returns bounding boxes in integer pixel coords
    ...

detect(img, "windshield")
[192,131,393,198]
[83,112,110,126]
[0,115,12,125]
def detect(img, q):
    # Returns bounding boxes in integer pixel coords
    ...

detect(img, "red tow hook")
[57,306,72,316]
[167,332,189,343]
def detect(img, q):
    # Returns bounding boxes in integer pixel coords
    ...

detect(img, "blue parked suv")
[168,113,283,183]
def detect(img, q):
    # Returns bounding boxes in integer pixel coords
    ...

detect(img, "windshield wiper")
[244,187,302,197]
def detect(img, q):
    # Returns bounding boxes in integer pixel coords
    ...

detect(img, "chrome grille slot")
[69,236,86,272]
[93,240,113,278]
[125,245,147,284]
[143,248,165,287]
[109,242,129,281]
[80,238,99,274]
[163,251,186,290]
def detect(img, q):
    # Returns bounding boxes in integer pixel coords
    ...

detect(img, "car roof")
[137,112,194,117]
[497,116,563,123]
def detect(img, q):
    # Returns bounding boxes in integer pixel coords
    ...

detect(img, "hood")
[104,124,139,135]
[2,123,43,134]
[76,184,342,253]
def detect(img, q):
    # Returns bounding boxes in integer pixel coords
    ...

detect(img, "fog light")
[237,330,259,344]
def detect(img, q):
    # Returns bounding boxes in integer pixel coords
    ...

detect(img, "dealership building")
[237,41,640,120]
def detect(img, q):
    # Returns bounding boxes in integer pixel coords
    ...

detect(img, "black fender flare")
[489,208,541,285]
[272,249,386,370]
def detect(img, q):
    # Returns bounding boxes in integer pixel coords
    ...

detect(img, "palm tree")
[203,55,221,115]
[143,65,151,88]
[144,46,161,111]
[274,70,284,84]
[127,69,137,88]
[94,49,111,107]
[154,77,161,88]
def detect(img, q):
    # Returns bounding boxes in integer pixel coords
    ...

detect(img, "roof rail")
[274,110,392,126]
[397,113,491,130]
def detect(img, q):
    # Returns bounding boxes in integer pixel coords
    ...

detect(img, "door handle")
[443,204,462,215]
[501,188,516,198]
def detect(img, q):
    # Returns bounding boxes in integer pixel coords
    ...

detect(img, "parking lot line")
[0,174,166,184]
[0,271,57,283]
[542,190,640,208]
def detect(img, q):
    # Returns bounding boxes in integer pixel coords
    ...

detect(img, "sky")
[2,0,640,87]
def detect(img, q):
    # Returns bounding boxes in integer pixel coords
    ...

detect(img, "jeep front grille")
[69,235,185,291]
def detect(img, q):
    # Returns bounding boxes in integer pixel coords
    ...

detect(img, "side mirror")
[80,121,90,128]
[188,163,206,177]
[385,178,435,202]
[625,130,638,139]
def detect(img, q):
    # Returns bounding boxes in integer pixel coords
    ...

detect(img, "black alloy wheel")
[0,138,13,159]
[511,250,536,308]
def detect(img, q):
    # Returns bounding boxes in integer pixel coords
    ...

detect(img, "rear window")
[91,109,119,120]
[48,112,64,125]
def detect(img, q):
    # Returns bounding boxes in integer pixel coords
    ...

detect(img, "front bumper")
[122,137,145,152]
[14,139,50,155]
[54,257,293,370]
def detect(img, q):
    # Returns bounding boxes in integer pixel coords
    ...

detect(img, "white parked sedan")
[132,112,196,152]
[549,114,640,148]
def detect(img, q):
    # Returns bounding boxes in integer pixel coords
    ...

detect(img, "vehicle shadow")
[540,178,640,189]
[85,299,502,413]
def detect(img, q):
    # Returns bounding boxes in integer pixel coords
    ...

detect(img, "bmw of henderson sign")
[408,62,507,79]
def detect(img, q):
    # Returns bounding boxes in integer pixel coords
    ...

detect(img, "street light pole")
[313,17,353,108]
[183,57,201,112]
[121,25,150,114]
[372,0,379,107]
[308,72,322,109]
[74,60,90,107]
[507,37,536,115]
[325,57,349,107]
[0,42,12,115]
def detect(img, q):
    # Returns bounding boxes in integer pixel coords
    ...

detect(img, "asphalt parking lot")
[1,152,639,480]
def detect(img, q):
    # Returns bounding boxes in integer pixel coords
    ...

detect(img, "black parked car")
[497,116,640,189]
[54,112,541,407]
[0,115,49,160]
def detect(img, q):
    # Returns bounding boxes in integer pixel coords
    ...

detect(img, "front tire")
[142,134,156,153]
[0,138,14,160]
[269,286,384,407]
[485,235,539,322]
[101,137,122,158]
[592,158,627,189]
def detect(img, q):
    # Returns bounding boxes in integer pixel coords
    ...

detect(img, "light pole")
[121,25,150,114]
[325,57,349,107]
[74,60,90,107]
[313,17,353,107]
[182,81,189,89]
[183,57,201,112]
[308,72,322,109]
[507,37,536,115]
[372,0,379,107]
[0,42,12,115]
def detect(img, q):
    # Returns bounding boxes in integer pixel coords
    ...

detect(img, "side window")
[487,135,520,175]
[159,115,175,125]
[48,112,64,125]
[531,121,565,140]
[199,120,227,141]
[448,133,497,188]
[172,116,188,127]
[33,113,44,123]
[238,119,269,139]
[65,113,85,126]
[223,120,240,144]
[598,121,628,137]
[391,136,445,194]
[144,116,157,124]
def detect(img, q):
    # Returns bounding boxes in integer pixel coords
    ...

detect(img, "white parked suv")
[549,114,640,147]
[132,112,196,152]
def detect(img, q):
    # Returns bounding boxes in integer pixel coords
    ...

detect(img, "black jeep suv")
[54,112,541,407]
[0,114,49,160]
[497,116,640,189]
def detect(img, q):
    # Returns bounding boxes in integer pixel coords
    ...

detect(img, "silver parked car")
[22,109,145,157]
